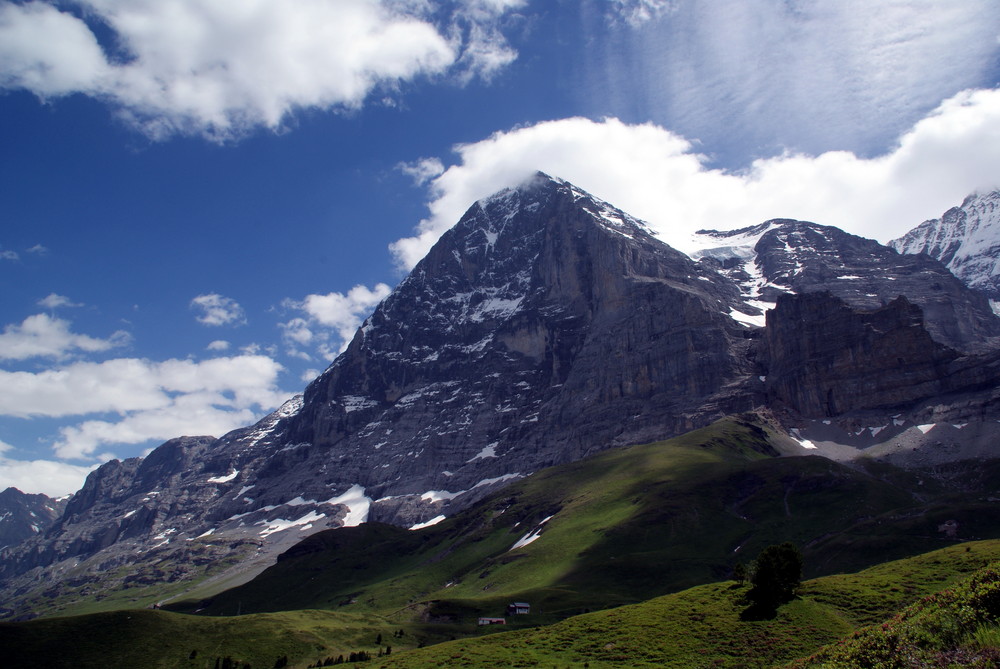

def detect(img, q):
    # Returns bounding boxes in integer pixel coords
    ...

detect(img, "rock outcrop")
[762,292,960,416]
[0,488,66,552]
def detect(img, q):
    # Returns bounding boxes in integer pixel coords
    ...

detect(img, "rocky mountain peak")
[889,190,1000,299]
[692,218,1000,351]
[0,488,67,552]
[289,172,750,512]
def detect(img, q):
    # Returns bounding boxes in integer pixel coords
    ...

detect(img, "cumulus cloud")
[281,283,392,360]
[190,293,246,327]
[0,353,287,460]
[391,88,1000,268]
[0,314,130,361]
[0,249,18,261]
[0,0,523,140]
[206,339,230,352]
[0,450,98,497]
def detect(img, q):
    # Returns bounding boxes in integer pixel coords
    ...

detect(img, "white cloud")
[0,354,285,418]
[281,283,392,360]
[398,157,445,186]
[52,397,259,461]
[449,8,521,83]
[0,0,523,140]
[0,1,111,97]
[206,339,230,352]
[0,314,130,361]
[0,452,98,497]
[0,249,18,261]
[0,354,287,460]
[37,293,82,309]
[191,293,246,327]
[608,0,674,27]
[391,88,1000,268]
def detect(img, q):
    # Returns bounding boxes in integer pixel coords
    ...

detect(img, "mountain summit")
[283,172,755,519]
[890,190,1000,301]
[5,175,1000,620]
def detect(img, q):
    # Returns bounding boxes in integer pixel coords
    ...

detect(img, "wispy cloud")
[607,0,674,27]
[398,157,446,186]
[582,0,1000,161]
[391,88,1000,268]
[37,293,82,310]
[0,0,524,141]
[190,293,246,327]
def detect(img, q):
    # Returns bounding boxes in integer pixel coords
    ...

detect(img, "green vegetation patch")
[370,540,1000,669]
[0,608,453,669]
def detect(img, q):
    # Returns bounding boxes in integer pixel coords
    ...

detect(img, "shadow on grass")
[739,600,779,621]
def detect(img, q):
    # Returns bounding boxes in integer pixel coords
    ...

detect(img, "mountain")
[692,218,1000,351]
[0,488,66,551]
[889,190,1000,300]
[5,173,1000,621]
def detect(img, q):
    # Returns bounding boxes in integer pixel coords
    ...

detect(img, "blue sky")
[1,0,999,496]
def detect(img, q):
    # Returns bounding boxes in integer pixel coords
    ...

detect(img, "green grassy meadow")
[7,415,1000,667]
[6,541,1000,668]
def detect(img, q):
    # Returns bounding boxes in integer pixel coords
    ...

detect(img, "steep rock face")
[285,173,755,509]
[762,293,960,416]
[890,191,1000,299]
[0,489,66,552]
[694,219,1000,351]
[0,437,218,580]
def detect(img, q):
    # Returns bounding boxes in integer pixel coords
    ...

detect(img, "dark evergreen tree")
[747,542,803,608]
[733,561,747,585]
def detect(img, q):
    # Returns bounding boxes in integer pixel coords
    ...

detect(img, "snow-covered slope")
[890,191,1000,300]
[690,219,1000,351]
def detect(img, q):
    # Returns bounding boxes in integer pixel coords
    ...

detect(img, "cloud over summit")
[392,88,1000,268]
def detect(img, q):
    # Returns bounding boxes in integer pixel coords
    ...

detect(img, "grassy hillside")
[8,540,999,669]
[790,559,1000,667]
[174,414,1000,624]
[9,414,1000,667]
[0,607,459,669]
[370,541,1000,669]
